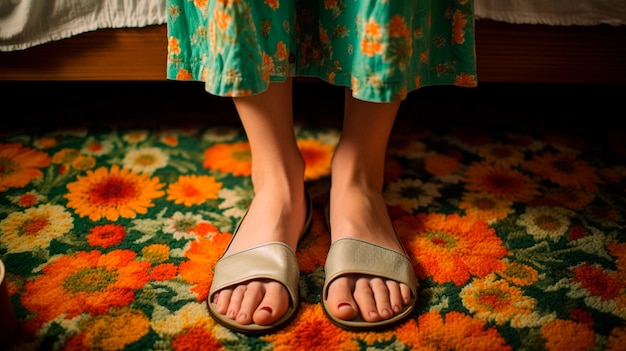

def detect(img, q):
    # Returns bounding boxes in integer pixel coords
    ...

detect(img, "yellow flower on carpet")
[0,204,73,253]
[384,178,442,212]
[394,212,509,286]
[122,147,169,174]
[460,273,536,325]
[396,311,511,350]
[65,164,165,221]
[524,151,603,192]
[179,233,232,301]
[297,139,333,180]
[152,303,220,351]
[459,191,514,224]
[142,244,171,263]
[263,303,360,351]
[166,174,222,206]
[0,143,51,191]
[51,148,80,164]
[462,161,540,203]
[203,142,251,176]
[64,307,151,351]
[122,130,149,144]
[7,189,46,208]
[541,319,596,351]
[86,223,127,248]
[20,250,151,329]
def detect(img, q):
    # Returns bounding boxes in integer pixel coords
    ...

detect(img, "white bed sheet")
[0,0,166,52]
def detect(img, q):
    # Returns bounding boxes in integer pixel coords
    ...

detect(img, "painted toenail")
[338,302,352,310]
[260,306,272,314]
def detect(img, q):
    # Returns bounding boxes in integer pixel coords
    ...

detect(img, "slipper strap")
[324,238,418,298]
[210,242,299,304]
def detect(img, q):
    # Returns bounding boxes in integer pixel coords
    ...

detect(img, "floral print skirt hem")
[166,0,478,103]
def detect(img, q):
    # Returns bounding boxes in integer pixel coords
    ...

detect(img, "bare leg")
[326,89,412,322]
[212,79,307,326]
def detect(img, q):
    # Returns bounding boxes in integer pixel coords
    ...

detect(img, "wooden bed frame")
[1,19,625,84]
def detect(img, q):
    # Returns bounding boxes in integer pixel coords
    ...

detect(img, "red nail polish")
[260,306,272,313]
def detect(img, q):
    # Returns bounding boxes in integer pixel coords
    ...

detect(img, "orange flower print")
[176,69,193,80]
[460,274,536,325]
[166,174,222,206]
[459,192,514,224]
[424,153,460,176]
[394,213,509,286]
[263,303,359,351]
[20,250,152,329]
[65,165,165,221]
[451,10,468,45]
[179,234,232,301]
[388,15,409,38]
[524,152,603,192]
[0,143,51,191]
[163,211,220,240]
[298,139,334,180]
[203,141,252,176]
[499,262,539,287]
[168,36,181,55]
[541,319,596,351]
[214,8,231,30]
[276,41,288,61]
[455,72,478,87]
[193,0,207,9]
[462,162,540,203]
[396,311,511,350]
[265,0,279,10]
[297,211,331,272]
[87,223,127,248]
[361,18,383,56]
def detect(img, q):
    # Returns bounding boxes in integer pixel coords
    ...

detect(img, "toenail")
[381,309,391,318]
[338,302,352,310]
[393,305,401,313]
[369,311,379,319]
[260,306,272,314]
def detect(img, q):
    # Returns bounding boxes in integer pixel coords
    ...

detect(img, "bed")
[0,0,625,84]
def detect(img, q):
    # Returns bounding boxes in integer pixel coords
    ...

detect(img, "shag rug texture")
[1,88,625,351]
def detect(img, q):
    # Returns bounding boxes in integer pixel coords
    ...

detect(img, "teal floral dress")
[166,0,477,103]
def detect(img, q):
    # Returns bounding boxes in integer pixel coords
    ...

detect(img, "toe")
[326,276,359,321]
[253,280,290,326]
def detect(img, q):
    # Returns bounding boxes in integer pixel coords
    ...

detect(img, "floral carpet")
[1,84,626,350]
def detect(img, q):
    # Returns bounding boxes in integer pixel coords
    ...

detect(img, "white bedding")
[0,0,625,52]
[0,0,166,51]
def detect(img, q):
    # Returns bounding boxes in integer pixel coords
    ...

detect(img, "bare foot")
[211,188,307,326]
[325,186,413,323]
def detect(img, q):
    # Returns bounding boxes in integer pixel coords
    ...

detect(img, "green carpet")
[0,82,625,351]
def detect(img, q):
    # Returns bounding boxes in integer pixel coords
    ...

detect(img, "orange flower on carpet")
[0,143,51,191]
[263,303,360,351]
[20,250,152,329]
[460,273,536,325]
[394,213,509,286]
[541,319,596,351]
[476,142,525,168]
[462,161,540,203]
[524,152,603,192]
[203,142,252,176]
[64,307,151,351]
[498,261,539,286]
[396,311,511,350]
[65,165,165,221]
[424,153,460,176]
[86,223,127,248]
[151,303,220,350]
[179,233,232,301]
[166,174,222,206]
[298,139,333,180]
